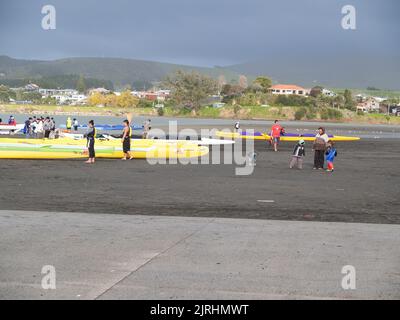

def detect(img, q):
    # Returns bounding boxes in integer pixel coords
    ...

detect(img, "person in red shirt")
[8,115,17,126]
[270,120,283,152]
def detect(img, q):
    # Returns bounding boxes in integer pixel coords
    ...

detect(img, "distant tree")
[344,89,355,110]
[87,92,104,106]
[115,90,139,108]
[238,75,248,89]
[0,85,15,102]
[310,86,324,97]
[221,84,244,97]
[332,95,345,109]
[217,75,226,94]
[76,74,87,93]
[252,76,272,91]
[163,70,218,113]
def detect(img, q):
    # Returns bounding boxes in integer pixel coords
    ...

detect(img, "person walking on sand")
[270,120,283,152]
[121,120,133,160]
[325,140,338,172]
[83,120,96,164]
[313,127,329,170]
[289,139,306,169]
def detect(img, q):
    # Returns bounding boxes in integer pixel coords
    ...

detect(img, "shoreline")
[1,103,400,127]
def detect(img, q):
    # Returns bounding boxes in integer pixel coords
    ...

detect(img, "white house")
[270,84,309,96]
[356,97,381,113]
[322,89,337,97]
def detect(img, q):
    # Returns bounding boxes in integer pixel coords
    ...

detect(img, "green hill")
[0,56,239,89]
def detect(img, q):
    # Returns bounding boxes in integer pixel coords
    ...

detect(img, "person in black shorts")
[121,119,133,160]
[84,120,96,164]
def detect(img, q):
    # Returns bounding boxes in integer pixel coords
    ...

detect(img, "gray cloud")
[0,0,398,67]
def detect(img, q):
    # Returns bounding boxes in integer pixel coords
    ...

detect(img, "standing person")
[36,118,44,139]
[121,120,133,160]
[73,118,79,131]
[234,121,240,132]
[142,119,151,139]
[325,140,338,172]
[289,139,306,169]
[83,120,96,164]
[270,120,283,152]
[24,117,32,138]
[66,117,72,132]
[43,117,51,138]
[31,118,37,138]
[8,115,16,125]
[313,127,329,170]
[50,117,56,138]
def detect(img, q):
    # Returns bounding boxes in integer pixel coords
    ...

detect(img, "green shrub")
[157,107,164,116]
[294,107,307,120]
[275,95,310,107]
[320,108,343,120]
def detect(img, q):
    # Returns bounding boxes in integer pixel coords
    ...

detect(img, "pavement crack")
[93,218,216,300]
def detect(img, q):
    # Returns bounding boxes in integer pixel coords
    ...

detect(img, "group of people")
[269,120,338,172]
[66,117,79,132]
[83,119,135,164]
[23,116,56,138]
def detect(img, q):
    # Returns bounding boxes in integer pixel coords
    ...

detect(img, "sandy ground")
[0,136,399,224]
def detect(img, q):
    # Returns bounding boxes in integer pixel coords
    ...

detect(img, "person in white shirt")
[36,119,44,139]
[313,127,329,169]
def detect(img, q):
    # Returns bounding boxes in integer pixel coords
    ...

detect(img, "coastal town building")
[88,87,111,95]
[270,84,309,96]
[356,97,381,113]
[131,90,170,101]
[322,88,337,97]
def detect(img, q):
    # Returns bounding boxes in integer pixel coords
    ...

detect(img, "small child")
[290,139,306,169]
[325,140,338,172]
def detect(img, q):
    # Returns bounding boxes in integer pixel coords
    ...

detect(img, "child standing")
[289,139,306,169]
[325,140,338,172]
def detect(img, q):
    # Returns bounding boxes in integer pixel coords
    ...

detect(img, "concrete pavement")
[0,210,399,299]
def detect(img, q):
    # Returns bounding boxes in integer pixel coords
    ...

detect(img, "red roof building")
[270,84,309,96]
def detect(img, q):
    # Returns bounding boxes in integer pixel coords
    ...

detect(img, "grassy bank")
[1,103,400,125]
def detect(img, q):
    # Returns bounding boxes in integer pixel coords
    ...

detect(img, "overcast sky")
[0,0,399,67]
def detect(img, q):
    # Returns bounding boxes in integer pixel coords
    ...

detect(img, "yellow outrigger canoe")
[216,131,360,142]
[0,138,209,159]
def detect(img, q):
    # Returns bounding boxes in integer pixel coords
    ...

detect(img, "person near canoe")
[43,117,52,138]
[142,119,151,139]
[313,127,329,170]
[24,118,32,138]
[84,120,96,164]
[121,120,133,160]
[270,120,283,152]
[8,115,16,126]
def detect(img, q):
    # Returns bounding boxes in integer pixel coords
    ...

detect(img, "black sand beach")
[1,134,399,224]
